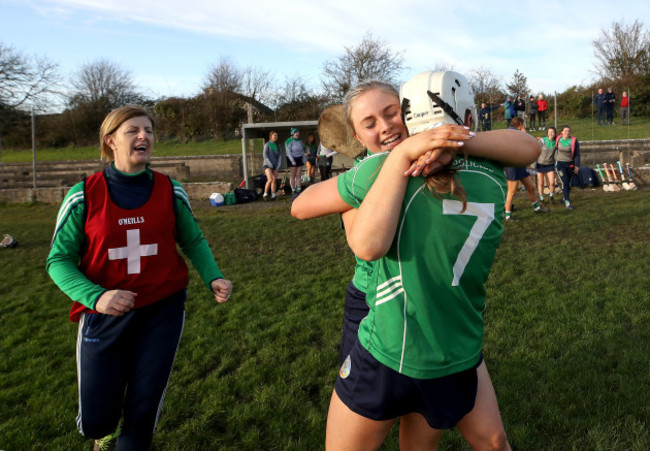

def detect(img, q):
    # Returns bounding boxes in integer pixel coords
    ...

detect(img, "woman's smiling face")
[105,116,154,173]
[349,88,407,154]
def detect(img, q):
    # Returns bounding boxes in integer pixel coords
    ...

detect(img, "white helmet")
[400,70,478,135]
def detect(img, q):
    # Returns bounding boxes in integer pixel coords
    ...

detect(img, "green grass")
[1,188,649,449]
[0,138,260,163]
[2,115,649,164]
[491,115,650,141]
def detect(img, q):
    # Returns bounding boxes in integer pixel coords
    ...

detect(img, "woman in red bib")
[47,106,232,450]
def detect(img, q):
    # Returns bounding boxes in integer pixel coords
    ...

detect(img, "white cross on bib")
[107,229,158,274]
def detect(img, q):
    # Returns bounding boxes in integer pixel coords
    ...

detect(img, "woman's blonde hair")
[99,106,154,161]
[344,80,466,209]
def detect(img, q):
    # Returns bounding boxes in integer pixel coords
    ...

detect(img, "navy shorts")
[286,156,304,167]
[335,341,481,429]
[505,166,530,181]
[339,282,369,365]
[536,163,555,173]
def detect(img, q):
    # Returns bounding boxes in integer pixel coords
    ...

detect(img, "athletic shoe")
[1,234,17,248]
[534,206,549,213]
[565,202,573,210]
[505,216,518,222]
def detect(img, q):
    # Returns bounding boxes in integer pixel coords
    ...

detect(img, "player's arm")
[465,129,540,166]
[291,176,351,219]
[46,184,106,310]
[173,181,224,288]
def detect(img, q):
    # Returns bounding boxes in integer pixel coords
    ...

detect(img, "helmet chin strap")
[426,91,463,126]
[400,97,411,132]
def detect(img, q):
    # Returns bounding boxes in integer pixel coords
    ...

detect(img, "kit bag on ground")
[571,166,601,188]
[234,188,257,203]
[224,192,237,205]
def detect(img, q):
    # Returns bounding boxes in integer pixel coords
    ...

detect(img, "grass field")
[1,115,649,163]
[1,187,649,449]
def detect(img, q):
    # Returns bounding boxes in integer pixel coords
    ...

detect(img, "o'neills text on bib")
[69,171,189,321]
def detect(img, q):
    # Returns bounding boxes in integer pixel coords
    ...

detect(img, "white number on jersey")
[442,200,495,286]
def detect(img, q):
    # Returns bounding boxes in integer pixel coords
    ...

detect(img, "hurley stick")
[603,163,621,191]
[615,161,631,190]
[608,163,624,190]
[318,105,366,159]
[596,164,611,191]
[625,163,638,190]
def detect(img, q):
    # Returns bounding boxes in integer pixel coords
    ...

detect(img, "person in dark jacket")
[527,96,538,131]
[513,95,526,125]
[604,87,616,125]
[478,102,501,131]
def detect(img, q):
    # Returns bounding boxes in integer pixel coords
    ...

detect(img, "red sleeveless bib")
[69,171,189,321]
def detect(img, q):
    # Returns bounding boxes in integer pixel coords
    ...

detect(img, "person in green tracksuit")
[292,79,540,450]
[46,106,233,450]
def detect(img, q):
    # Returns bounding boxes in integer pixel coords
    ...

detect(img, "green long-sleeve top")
[46,164,224,310]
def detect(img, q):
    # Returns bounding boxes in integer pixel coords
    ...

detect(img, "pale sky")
[2,0,648,110]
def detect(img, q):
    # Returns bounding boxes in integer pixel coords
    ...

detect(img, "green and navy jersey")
[338,153,506,379]
[46,166,223,312]
[556,137,573,162]
[538,137,556,165]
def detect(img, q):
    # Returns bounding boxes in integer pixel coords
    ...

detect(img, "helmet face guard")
[400,71,478,135]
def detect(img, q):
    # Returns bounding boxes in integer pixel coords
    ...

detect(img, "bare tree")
[505,69,530,98]
[321,32,406,102]
[431,61,455,72]
[275,74,327,121]
[277,74,309,106]
[65,60,144,146]
[241,66,274,121]
[203,57,242,100]
[0,43,59,149]
[468,66,503,104]
[593,19,650,82]
[68,59,144,109]
[0,43,59,111]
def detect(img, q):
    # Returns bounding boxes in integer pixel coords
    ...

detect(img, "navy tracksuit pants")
[76,292,186,450]
[556,161,576,203]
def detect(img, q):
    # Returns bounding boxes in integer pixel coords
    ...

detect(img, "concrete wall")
[1,139,648,204]
[0,181,234,205]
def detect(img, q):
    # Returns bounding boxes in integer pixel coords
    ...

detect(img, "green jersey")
[337,153,375,293]
[338,153,506,379]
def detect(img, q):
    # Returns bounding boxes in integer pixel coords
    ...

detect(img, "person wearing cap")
[285,128,306,194]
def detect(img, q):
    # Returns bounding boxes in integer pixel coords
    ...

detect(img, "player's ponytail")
[424,156,467,212]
